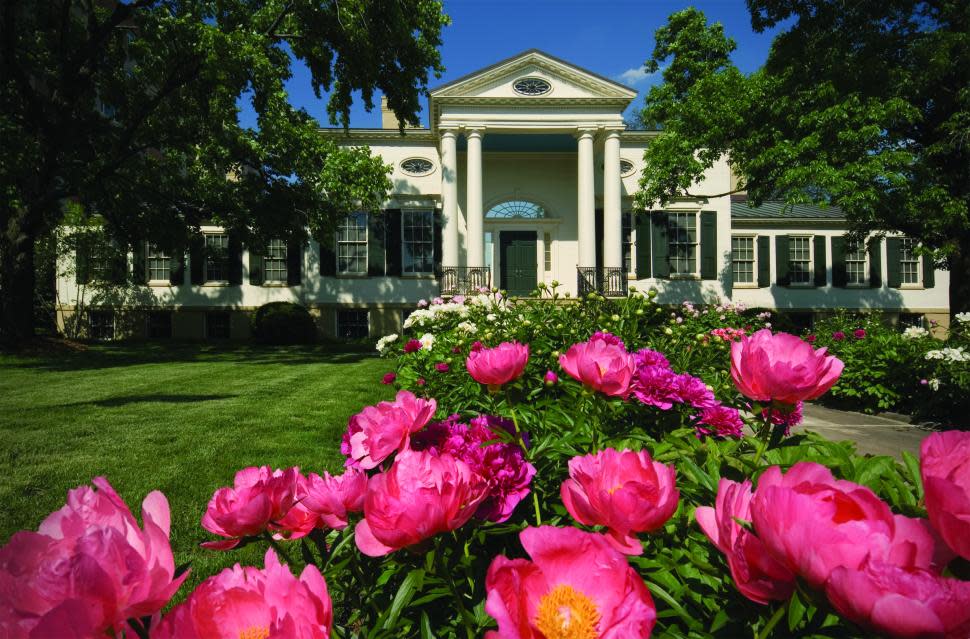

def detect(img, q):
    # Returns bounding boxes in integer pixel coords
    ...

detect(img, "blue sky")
[242,1,780,129]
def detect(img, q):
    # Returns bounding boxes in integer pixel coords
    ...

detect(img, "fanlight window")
[400,158,435,175]
[512,77,551,96]
[486,200,547,219]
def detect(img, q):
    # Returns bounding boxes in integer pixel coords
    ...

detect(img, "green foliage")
[251,302,317,345]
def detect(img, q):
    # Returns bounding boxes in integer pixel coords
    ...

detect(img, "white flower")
[929,378,941,391]
[457,321,477,334]
[375,333,398,353]
[925,347,970,363]
[903,326,929,339]
[419,333,435,350]
[956,312,970,323]
[417,299,428,308]
[486,313,497,322]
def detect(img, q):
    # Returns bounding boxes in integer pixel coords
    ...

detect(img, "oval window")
[512,77,551,96]
[620,160,636,176]
[400,158,435,176]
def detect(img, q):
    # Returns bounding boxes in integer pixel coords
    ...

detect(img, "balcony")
[439,266,491,297]
[577,267,628,298]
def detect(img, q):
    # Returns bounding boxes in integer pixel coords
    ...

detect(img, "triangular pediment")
[430,49,637,102]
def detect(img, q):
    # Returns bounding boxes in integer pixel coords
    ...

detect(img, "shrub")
[251,302,316,344]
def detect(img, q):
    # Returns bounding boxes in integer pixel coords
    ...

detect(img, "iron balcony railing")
[439,266,491,296]
[577,267,629,298]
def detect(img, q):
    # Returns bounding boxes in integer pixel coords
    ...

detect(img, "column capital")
[439,128,459,139]
[464,127,485,139]
[575,126,598,139]
[603,128,623,139]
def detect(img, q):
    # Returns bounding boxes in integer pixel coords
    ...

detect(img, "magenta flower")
[466,341,529,389]
[696,404,745,438]
[559,332,635,397]
[0,477,187,637]
[485,526,656,639]
[560,448,679,554]
[381,372,396,385]
[631,363,681,409]
[731,329,844,406]
[403,339,422,353]
[470,341,483,352]
[854,328,866,339]
[761,401,804,436]
[674,373,717,408]
[435,362,450,372]
[696,478,796,604]
[151,549,332,639]
[833,330,846,341]
[921,430,970,560]
[341,390,437,470]
[201,466,303,550]
[354,449,487,556]
[302,468,367,530]
[544,370,558,385]
[634,347,670,369]
[417,377,426,386]
[806,334,817,343]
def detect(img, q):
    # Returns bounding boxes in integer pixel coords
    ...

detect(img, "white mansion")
[58,50,950,340]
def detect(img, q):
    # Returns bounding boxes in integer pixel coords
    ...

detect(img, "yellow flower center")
[534,584,600,639]
[238,626,270,639]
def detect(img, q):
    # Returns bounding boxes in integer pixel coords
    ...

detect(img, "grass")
[0,342,394,596]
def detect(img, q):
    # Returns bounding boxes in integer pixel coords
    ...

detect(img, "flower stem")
[263,531,296,566]
[435,539,476,639]
[756,604,786,639]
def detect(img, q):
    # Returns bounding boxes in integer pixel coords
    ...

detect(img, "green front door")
[499,231,537,296]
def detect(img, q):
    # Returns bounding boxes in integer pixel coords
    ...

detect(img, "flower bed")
[2,291,969,638]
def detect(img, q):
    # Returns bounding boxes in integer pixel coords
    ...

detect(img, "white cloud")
[615,65,655,86]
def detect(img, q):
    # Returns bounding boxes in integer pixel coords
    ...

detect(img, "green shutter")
[109,243,128,285]
[757,236,771,287]
[651,212,669,278]
[132,241,147,285]
[700,210,717,280]
[886,238,902,288]
[775,235,790,286]
[367,213,386,276]
[868,238,882,288]
[831,236,847,287]
[76,242,90,285]
[318,233,336,276]
[385,209,402,276]
[635,212,651,278]
[923,254,935,288]
[228,233,243,285]
[249,248,264,285]
[287,240,302,285]
[189,235,205,285]
[813,235,827,287]
[170,247,185,286]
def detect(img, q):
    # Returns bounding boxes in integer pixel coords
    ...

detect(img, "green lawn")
[0,343,393,594]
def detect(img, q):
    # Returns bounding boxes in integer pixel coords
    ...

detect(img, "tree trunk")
[951,235,970,317]
[0,214,38,345]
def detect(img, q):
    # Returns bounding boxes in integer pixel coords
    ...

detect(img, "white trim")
[787,235,814,286]
[731,234,758,288]
[401,209,435,275]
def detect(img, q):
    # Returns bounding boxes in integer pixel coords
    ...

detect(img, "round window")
[619,159,636,176]
[512,77,552,96]
[400,158,435,176]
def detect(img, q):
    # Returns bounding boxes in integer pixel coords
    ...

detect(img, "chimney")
[381,96,421,129]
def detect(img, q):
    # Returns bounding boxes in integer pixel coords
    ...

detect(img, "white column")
[465,129,484,267]
[440,129,459,267]
[576,129,596,268]
[603,130,623,270]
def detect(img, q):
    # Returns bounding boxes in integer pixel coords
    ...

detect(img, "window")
[622,213,633,274]
[543,233,552,272]
[206,312,231,339]
[402,210,433,274]
[512,77,551,96]
[486,201,545,219]
[337,310,369,339]
[900,238,921,285]
[400,158,435,176]
[147,311,172,339]
[205,234,230,282]
[900,313,926,329]
[147,244,170,282]
[88,311,114,340]
[788,236,812,285]
[265,239,288,283]
[667,212,697,276]
[846,241,868,285]
[337,213,368,274]
[732,236,755,284]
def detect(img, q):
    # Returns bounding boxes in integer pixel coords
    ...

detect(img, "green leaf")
[381,568,425,630]
[787,590,806,631]
[419,611,436,639]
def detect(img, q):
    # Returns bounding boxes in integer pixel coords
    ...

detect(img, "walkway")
[801,404,928,459]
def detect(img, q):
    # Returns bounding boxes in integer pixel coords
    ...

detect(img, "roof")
[731,197,845,220]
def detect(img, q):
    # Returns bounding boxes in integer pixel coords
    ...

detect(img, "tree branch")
[264,1,294,37]
[683,187,746,199]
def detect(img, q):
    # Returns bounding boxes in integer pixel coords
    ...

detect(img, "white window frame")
[899,237,923,288]
[337,212,368,275]
[264,239,288,284]
[401,209,434,275]
[204,233,230,283]
[845,240,870,287]
[543,232,553,272]
[622,211,634,276]
[788,235,814,286]
[667,211,699,278]
[731,235,758,287]
[146,243,171,284]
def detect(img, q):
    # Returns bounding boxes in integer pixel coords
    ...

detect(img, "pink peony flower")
[544,370,558,386]
[696,404,745,438]
[825,557,970,638]
[560,448,679,555]
[761,401,804,436]
[201,466,303,550]
[302,468,367,530]
[151,549,333,639]
[921,430,970,560]
[403,339,422,353]
[470,341,483,352]
[731,329,844,406]
[354,449,487,556]
[674,374,717,408]
[854,328,866,339]
[833,330,846,341]
[466,341,529,389]
[416,377,426,386]
[633,347,670,369]
[485,526,656,638]
[631,363,681,409]
[381,372,396,385]
[695,478,796,604]
[750,462,943,590]
[435,362,450,372]
[0,477,187,638]
[806,334,817,343]
[559,333,635,397]
[340,390,437,470]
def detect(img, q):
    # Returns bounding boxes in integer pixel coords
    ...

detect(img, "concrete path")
[801,403,929,459]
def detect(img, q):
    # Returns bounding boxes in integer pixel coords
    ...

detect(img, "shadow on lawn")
[4,343,376,372]
[55,394,239,408]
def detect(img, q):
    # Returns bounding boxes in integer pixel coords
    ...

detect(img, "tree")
[635,3,970,315]
[0,0,450,342]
